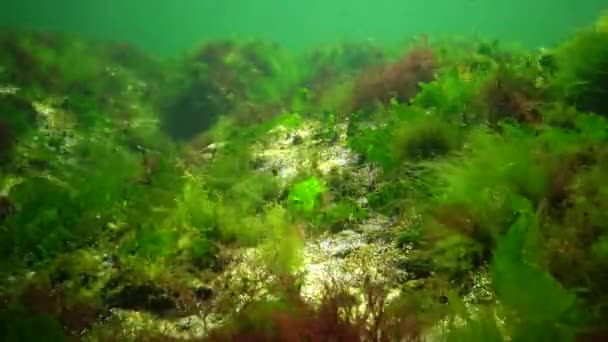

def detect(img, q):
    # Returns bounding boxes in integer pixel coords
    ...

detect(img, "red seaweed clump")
[206,279,420,342]
[20,281,103,337]
[352,46,436,111]
[479,67,541,123]
[305,42,386,94]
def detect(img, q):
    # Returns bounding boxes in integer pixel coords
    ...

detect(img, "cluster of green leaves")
[286,174,369,233]
[345,107,459,219]
[444,206,578,342]
[114,175,304,282]
[0,79,180,275]
[347,122,398,170]
[393,113,461,161]
[419,112,608,335]
[318,198,368,233]
[365,20,608,336]
[367,164,436,216]
[319,19,608,338]
[118,141,284,264]
[419,126,548,273]
[413,65,490,123]
[432,126,548,239]
[349,106,462,172]
[287,176,325,214]
[0,128,143,268]
[552,19,608,116]
[493,208,577,340]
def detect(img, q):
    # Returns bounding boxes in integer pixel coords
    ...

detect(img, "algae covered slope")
[1,11,608,342]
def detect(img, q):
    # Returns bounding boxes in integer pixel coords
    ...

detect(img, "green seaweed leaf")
[492,208,576,323]
[288,177,325,214]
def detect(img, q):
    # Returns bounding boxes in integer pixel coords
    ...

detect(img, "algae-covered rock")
[105,283,177,315]
[396,256,434,281]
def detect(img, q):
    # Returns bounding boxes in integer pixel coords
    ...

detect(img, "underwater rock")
[395,256,434,281]
[321,230,366,258]
[462,268,494,305]
[316,143,356,176]
[194,286,213,302]
[205,247,276,315]
[254,119,363,185]
[160,81,228,141]
[404,279,425,289]
[106,284,177,315]
[254,123,316,180]
[291,133,304,145]
[300,217,401,302]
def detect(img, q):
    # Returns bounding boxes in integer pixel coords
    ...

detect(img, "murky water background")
[1,0,606,55]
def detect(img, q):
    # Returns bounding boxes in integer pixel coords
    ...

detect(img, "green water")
[1,0,606,55]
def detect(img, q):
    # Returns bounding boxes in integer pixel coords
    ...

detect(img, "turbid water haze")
[0,0,606,55]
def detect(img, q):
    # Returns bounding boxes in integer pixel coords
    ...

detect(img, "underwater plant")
[478,65,542,124]
[553,17,608,117]
[205,276,420,342]
[425,126,551,261]
[318,198,369,233]
[0,124,144,269]
[348,106,460,173]
[161,39,299,140]
[413,67,488,124]
[348,124,399,170]
[491,205,578,341]
[393,113,460,161]
[287,176,326,215]
[0,94,37,162]
[352,46,436,111]
[0,119,14,161]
